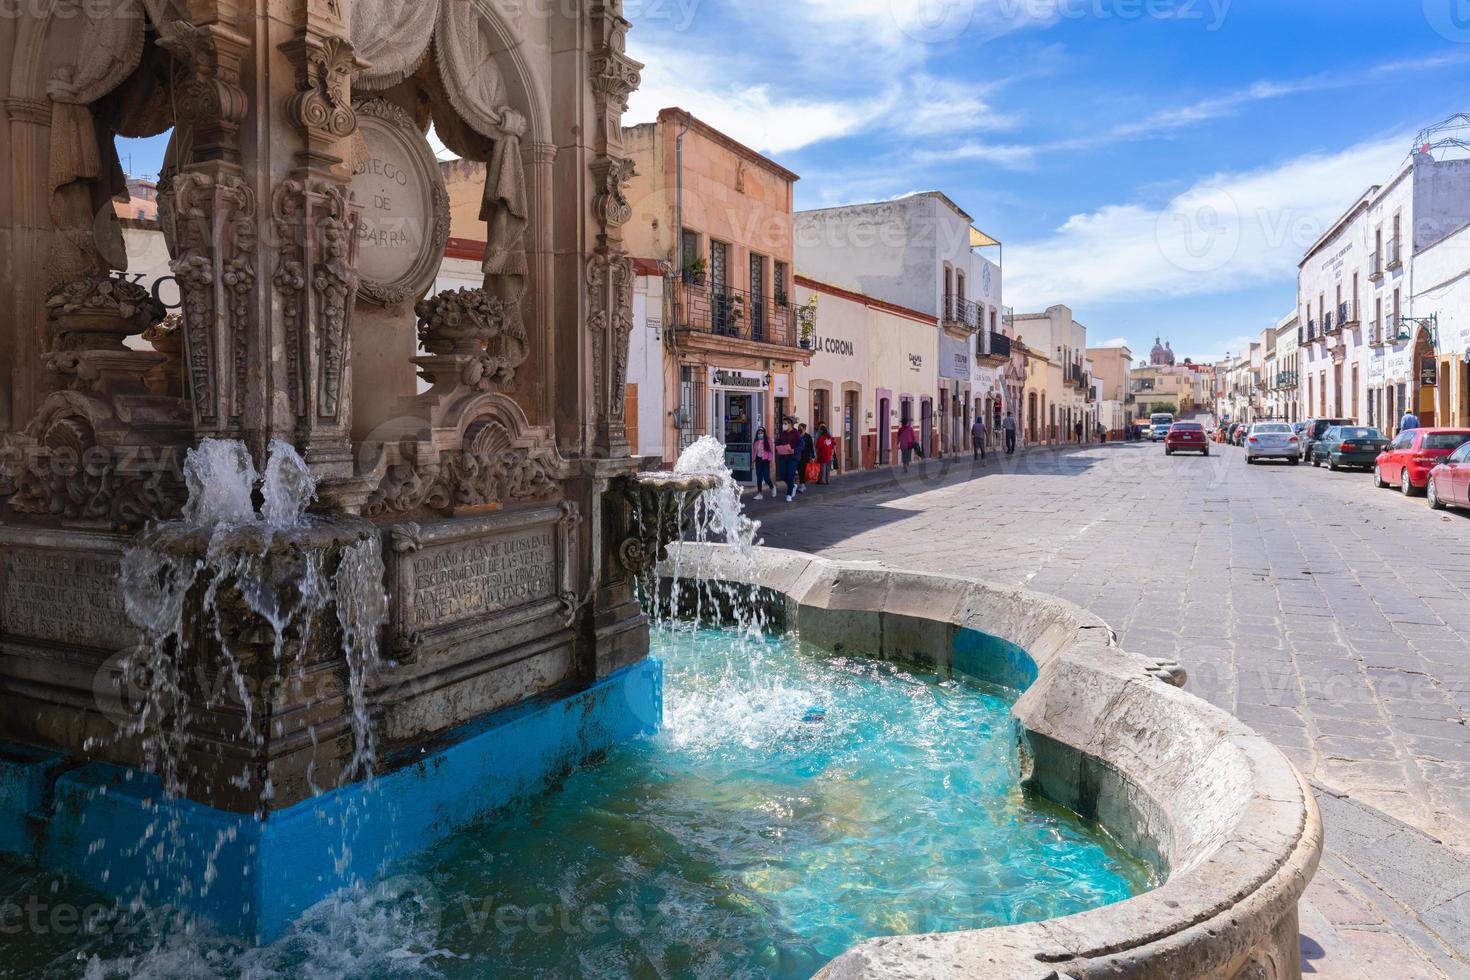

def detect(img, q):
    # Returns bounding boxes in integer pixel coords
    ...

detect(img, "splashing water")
[260,438,317,528]
[181,439,257,527]
[111,439,387,912]
[640,435,767,633]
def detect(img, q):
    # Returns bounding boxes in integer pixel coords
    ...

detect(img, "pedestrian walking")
[897,420,921,472]
[775,418,802,501]
[796,423,815,494]
[1400,408,1422,432]
[752,426,775,499]
[1096,422,1107,444]
[1074,420,1084,443]
[816,425,837,484]
[1003,411,1017,455]
[971,416,987,461]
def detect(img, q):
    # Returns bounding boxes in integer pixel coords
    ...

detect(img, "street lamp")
[1396,312,1438,347]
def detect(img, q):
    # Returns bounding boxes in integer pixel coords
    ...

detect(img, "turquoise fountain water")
[1,622,1150,979]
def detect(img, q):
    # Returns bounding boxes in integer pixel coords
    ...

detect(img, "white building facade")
[1299,146,1470,432]
[795,192,1006,457]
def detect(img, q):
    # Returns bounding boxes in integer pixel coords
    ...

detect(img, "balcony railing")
[944,294,981,332]
[673,276,798,349]
[1369,251,1383,282]
[1306,319,1317,341]
[1339,301,1357,328]
[985,331,1011,360]
[1386,238,1402,270]
[1277,370,1298,388]
[1323,310,1338,335]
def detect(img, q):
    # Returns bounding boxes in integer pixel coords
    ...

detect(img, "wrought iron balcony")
[1305,319,1317,341]
[1386,238,1402,271]
[1339,301,1358,329]
[944,294,982,333]
[1369,251,1383,282]
[984,331,1011,361]
[1323,309,1339,335]
[1277,370,1298,388]
[673,276,798,349]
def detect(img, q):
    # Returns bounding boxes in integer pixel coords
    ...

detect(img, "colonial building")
[1299,126,1470,433]
[1268,313,1301,422]
[1087,344,1134,437]
[1011,305,1096,444]
[620,108,811,476]
[794,192,1005,458]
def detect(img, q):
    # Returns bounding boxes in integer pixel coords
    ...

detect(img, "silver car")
[1244,422,1300,465]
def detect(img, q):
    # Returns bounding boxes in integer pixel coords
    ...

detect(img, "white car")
[1243,422,1300,465]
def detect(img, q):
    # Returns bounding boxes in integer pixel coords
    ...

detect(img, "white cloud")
[1004,135,1412,310]
[624,0,1048,157]
[1096,337,1132,348]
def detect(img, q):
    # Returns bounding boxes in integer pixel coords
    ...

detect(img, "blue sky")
[621,0,1470,362]
[119,1,1470,363]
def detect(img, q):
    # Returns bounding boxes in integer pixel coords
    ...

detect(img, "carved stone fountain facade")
[0,0,663,924]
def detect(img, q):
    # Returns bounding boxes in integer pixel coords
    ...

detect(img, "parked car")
[1243,422,1299,464]
[1164,421,1209,456]
[1428,442,1470,512]
[1299,418,1355,462]
[1313,426,1389,471]
[1374,428,1470,496]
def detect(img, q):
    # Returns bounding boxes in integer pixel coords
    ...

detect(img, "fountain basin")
[0,658,660,939]
[664,545,1322,980]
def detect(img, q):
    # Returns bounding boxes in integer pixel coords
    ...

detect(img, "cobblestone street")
[751,440,1470,977]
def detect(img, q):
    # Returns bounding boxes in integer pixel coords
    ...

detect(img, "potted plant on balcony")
[683,257,707,285]
[775,288,789,308]
[795,295,819,349]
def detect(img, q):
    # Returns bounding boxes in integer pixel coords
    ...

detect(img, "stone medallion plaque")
[351,99,450,306]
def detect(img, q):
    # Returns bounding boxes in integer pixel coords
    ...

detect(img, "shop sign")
[709,367,768,391]
[811,334,857,357]
[773,373,790,397]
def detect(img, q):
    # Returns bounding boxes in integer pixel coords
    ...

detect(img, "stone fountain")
[0,0,694,937]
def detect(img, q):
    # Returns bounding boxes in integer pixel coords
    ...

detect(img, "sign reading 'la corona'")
[351,99,449,306]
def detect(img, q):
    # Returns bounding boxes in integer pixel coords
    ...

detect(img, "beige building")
[1087,344,1133,437]
[620,108,811,475]
[1011,305,1096,444]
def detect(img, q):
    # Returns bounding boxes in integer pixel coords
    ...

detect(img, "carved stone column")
[587,0,642,459]
[155,18,252,442]
[276,6,366,493]
[522,140,558,430]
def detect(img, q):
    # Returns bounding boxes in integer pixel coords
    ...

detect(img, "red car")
[1374,428,1470,496]
[1428,441,1470,511]
[1164,421,1210,456]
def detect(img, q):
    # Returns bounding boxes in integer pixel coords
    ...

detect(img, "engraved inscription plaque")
[404,525,557,634]
[0,547,132,649]
[387,506,577,655]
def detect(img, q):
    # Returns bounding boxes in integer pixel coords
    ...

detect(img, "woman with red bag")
[815,425,837,484]
[796,423,816,493]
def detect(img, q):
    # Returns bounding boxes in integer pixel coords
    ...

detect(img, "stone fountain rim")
[659,544,1323,980]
